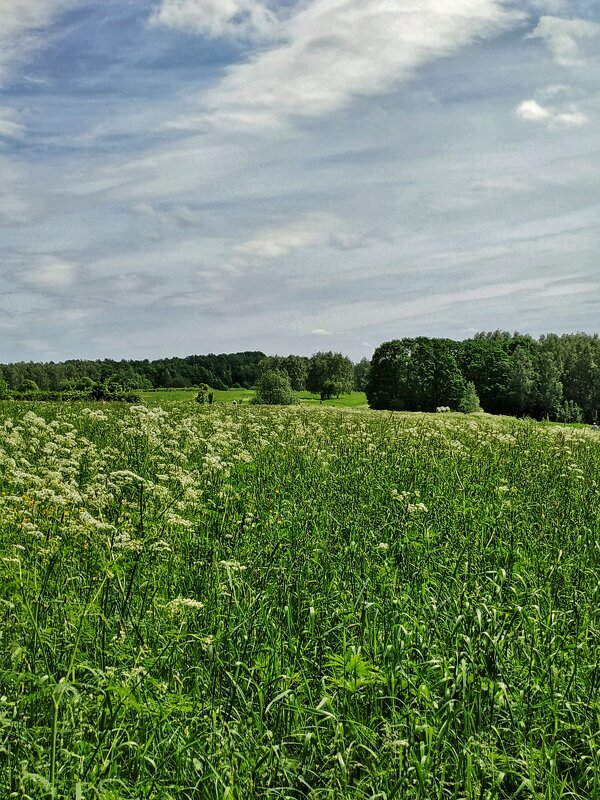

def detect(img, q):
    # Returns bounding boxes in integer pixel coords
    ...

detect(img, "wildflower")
[219,560,246,572]
[167,597,205,614]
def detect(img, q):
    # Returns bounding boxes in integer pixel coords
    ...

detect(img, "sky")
[0,0,599,363]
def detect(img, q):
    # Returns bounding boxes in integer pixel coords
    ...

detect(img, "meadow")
[139,389,368,408]
[1,400,599,799]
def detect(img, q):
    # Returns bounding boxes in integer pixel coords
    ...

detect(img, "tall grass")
[0,402,599,798]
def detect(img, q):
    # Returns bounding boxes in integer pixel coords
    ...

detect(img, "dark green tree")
[366,340,411,410]
[367,338,464,412]
[259,355,308,391]
[507,347,536,416]
[306,352,354,400]
[0,378,11,399]
[353,357,370,391]
[534,351,563,419]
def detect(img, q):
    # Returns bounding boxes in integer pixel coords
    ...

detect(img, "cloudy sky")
[0,0,599,362]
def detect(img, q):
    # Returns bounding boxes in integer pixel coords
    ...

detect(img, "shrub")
[252,370,297,405]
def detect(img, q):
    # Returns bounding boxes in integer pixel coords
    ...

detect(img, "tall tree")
[534,351,563,420]
[367,338,465,412]
[353,357,370,392]
[507,346,536,417]
[306,352,354,400]
[366,340,411,410]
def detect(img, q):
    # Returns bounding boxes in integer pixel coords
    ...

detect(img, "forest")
[1,331,599,422]
[367,331,600,422]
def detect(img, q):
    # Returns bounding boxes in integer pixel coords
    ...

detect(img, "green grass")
[296,391,368,408]
[1,402,599,798]
[140,388,368,408]
[140,388,254,405]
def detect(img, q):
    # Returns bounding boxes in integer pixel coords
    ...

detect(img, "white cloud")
[311,328,333,336]
[235,215,335,258]
[515,98,589,128]
[170,0,523,131]
[0,0,81,84]
[329,231,370,251]
[550,109,588,127]
[150,0,278,40]
[516,99,552,120]
[539,281,598,297]
[528,16,600,67]
[20,256,78,289]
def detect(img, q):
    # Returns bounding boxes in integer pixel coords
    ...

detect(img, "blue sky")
[0,0,599,362]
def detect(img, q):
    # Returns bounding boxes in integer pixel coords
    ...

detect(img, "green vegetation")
[296,391,368,408]
[365,331,600,422]
[140,388,254,405]
[138,388,368,408]
[3,331,600,421]
[1,401,599,798]
[252,369,297,405]
[306,352,354,401]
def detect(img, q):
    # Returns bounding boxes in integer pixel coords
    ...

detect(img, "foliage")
[195,383,213,404]
[0,377,11,399]
[12,383,141,403]
[306,351,354,400]
[259,355,308,390]
[367,337,465,411]
[458,381,481,413]
[0,351,266,392]
[369,331,600,422]
[3,330,600,420]
[1,403,599,798]
[252,369,297,405]
[353,356,370,391]
[556,399,584,423]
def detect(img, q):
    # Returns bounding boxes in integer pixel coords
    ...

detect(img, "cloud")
[0,0,81,84]
[538,281,598,297]
[311,328,333,336]
[528,16,600,67]
[551,109,588,127]
[169,0,523,131]
[19,256,78,290]
[133,202,208,229]
[515,98,589,128]
[235,215,335,258]
[516,99,552,120]
[0,108,25,139]
[0,157,35,225]
[150,0,278,40]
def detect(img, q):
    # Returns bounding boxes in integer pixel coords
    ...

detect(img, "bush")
[252,370,297,406]
[556,400,583,424]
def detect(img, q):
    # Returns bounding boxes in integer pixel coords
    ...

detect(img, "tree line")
[367,332,600,422]
[1,331,599,422]
[0,352,266,394]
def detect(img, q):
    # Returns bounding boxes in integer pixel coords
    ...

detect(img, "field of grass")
[1,401,599,798]
[140,389,368,408]
[139,388,254,405]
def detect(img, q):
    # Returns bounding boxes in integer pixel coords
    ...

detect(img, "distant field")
[140,388,253,404]
[140,388,368,407]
